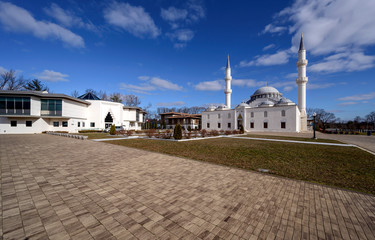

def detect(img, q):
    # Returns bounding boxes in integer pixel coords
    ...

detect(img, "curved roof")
[259,100,274,106]
[252,86,280,96]
[236,102,250,108]
[277,97,293,104]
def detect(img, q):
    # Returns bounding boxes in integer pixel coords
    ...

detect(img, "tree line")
[1,70,49,91]
[307,108,375,131]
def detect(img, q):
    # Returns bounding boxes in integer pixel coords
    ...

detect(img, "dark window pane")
[62,121,68,127]
[90,122,95,127]
[48,100,55,111]
[78,122,80,127]
[56,100,62,111]
[15,97,23,114]
[0,97,5,114]
[53,121,59,127]
[23,98,30,115]
[41,100,48,110]
[7,97,14,114]
[26,121,32,127]
[10,120,17,127]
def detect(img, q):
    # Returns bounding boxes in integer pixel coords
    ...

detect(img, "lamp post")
[313,112,317,139]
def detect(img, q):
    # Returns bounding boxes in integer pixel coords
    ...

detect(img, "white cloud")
[121,76,183,94]
[232,79,264,88]
[0,2,84,48]
[261,24,286,35]
[35,70,69,82]
[167,29,194,42]
[156,101,186,107]
[161,7,188,22]
[104,2,160,38]
[339,102,359,106]
[138,76,150,81]
[195,80,224,91]
[283,86,294,92]
[263,44,275,51]
[307,83,334,90]
[44,3,98,32]
[240,50,290,67]
[338,92,375,101]
[310,51,375,73]
[150,77,183,91]
[285,73,298,78]
[120,83,156,94]
[260,0,375,73]
[174,43,187,49]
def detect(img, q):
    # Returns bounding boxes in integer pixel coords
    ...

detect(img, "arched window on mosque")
[264,111,267,118]
[281,110,285,117]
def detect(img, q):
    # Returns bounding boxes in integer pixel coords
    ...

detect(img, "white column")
[296,33,308,131]
[225,56,232,109]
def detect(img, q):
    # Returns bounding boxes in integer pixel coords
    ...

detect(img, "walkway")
[1,135,375,239]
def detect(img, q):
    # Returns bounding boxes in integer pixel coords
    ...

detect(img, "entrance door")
[104,112,113,128]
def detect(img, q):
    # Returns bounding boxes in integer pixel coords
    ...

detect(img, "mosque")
[202,33,308,132]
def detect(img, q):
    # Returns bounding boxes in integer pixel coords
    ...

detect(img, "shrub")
[201,129,207,138]
[155,131,162,138]
[225,130,232,135]
[187,126,192,132]
[239,125,244,134]
[118,130,126,135]
[219,130,225,135]
[187,131,192,139]
[193,130,199,138]
[126,130,133,136]
[232,130,239,135]
[163,129,172,139]
[173,124,183,140]
[146,129,156,138]
[110,124,116,135]
[211,130,219,136]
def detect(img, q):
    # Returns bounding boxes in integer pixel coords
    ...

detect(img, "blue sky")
[0,0,374,120]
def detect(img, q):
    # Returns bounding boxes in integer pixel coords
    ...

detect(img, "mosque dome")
[206,105,216,111]
[276,97,294,105]
[216,104,229,110]
[236,102,250,108]
[252,86,280,96]
[259,100,274,107]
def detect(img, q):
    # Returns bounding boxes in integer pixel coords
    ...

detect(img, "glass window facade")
[0,97,30,115]
[41,99,62,116]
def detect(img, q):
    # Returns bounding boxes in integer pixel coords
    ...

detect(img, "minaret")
[225,55,232,109]
[296,33,308,131]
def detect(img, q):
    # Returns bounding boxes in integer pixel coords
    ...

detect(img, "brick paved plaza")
[1,135,375,239]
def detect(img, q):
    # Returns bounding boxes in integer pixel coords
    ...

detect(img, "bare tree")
[71,90,80,98]
[314,108,336,130]
[366,111,375,130]
[24,79,49,91]
[1,70,26,90]
[123,94,141,106]
[109,92,123,103]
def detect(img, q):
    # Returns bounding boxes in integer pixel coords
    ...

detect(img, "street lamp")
[313,112,317,139]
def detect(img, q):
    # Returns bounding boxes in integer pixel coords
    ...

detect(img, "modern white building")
[202,33,308,132]
[0,91,145,134]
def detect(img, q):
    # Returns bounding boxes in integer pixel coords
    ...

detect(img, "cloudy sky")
[0,0,374,120]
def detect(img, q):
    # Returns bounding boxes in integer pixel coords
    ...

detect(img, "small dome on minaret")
[299,32,305,51]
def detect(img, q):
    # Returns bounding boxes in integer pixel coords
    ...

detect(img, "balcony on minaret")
[225,89,232,94]
[297,59,308,67]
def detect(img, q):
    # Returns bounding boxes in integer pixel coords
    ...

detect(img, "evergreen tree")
[110,124,116,135]
[173,124,182,140]
[24,79,49,91]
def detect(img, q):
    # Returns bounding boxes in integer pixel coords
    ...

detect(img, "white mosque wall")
[202,109,235,131]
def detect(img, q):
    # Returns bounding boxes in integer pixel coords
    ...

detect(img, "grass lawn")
[77,132,122,139]
[108,138,375,194]
[241,134,342,143]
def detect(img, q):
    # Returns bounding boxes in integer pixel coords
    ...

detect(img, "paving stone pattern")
[1,134,375,240]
